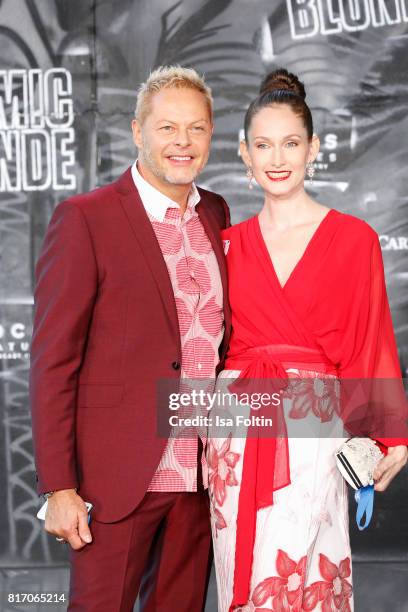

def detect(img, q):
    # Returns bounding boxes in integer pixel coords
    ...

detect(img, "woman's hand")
[373,445,408,492]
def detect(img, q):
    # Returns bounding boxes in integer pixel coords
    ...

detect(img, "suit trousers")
[68,490,212,611]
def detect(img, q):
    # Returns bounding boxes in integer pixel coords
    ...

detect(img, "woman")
[207,69,408,612]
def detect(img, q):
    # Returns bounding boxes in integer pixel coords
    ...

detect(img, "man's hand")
[373,445,408,492]
[44,489,92,550]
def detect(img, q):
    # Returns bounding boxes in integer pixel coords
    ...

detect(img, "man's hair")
[135,65,213,124]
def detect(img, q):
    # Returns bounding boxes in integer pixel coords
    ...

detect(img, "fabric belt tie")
[224,344,335,611]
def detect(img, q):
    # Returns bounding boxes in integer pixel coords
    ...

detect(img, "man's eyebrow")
[154,118,210,125]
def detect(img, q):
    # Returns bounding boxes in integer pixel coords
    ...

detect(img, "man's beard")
[140,138,208,185]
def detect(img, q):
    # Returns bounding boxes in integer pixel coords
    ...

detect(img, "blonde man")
[30,66,231,611]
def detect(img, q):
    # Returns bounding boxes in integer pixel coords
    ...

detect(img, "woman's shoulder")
[332,209,378,245]
[221,215,256,239]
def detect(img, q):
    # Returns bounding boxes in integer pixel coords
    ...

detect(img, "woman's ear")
[308,134,320,164]
[239,139,252,169]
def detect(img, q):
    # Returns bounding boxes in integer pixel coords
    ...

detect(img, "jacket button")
[172,361,181,370]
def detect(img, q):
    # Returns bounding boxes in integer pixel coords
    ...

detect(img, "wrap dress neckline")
[255,208,336,291]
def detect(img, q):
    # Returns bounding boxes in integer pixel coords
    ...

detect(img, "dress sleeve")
[338,233,408,446]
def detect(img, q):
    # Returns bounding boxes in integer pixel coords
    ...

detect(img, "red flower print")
[249,550,307,612]
[186,216,212,254]
[176,256,211,295]
[252,576,286,608]
[241,552,351,612]
[304,555,352,611]
[175,297,192,336]
[213,507,227,536]
[207,435,240,507]
[151,221,182,255]
[182,337,216,377]
[319,555,352,610]
[199,296,223,336]
[302,583,320,610]
[286,373,339,423]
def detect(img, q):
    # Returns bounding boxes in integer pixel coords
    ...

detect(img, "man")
[30,66,231,611]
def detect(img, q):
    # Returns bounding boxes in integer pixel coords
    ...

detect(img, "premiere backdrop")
[0,0,407,607]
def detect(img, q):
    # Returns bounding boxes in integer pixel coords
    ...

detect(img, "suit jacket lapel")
[116,170,181,349]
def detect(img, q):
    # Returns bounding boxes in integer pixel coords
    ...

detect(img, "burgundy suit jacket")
[30,168,231,522]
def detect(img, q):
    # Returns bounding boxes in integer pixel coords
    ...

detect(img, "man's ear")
[308,134,320,164]
[239,139,252,169]
[131,119,143,149]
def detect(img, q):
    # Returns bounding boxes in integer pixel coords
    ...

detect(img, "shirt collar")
[131,160,201,223]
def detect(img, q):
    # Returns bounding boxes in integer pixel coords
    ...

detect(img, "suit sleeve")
[30,201,98,493]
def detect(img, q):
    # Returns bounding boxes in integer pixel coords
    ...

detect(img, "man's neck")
[137,160,190,215]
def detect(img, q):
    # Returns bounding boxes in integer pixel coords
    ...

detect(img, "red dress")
[208,210,408,611]
[225,210,407,445]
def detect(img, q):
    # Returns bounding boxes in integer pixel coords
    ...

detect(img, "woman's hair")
[244,68,313,141]
[135,65,213,124]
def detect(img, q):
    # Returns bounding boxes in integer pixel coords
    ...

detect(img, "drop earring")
[306,161,315,185]
[246,167,254,190]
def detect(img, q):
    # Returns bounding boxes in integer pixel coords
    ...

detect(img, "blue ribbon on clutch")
[354,485,375,530]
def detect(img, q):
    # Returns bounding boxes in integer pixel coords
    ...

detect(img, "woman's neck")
[260,189,318,231]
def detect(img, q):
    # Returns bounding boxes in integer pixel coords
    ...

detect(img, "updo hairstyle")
[244,68,313,142]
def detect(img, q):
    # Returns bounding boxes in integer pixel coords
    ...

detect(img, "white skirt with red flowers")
[207,368,353,612]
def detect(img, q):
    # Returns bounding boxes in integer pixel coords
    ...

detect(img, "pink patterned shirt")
[131,162,224,492]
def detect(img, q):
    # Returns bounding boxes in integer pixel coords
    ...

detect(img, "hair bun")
[259,68,306,100]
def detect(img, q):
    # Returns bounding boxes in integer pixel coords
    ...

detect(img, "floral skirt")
[207,368,353,612]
